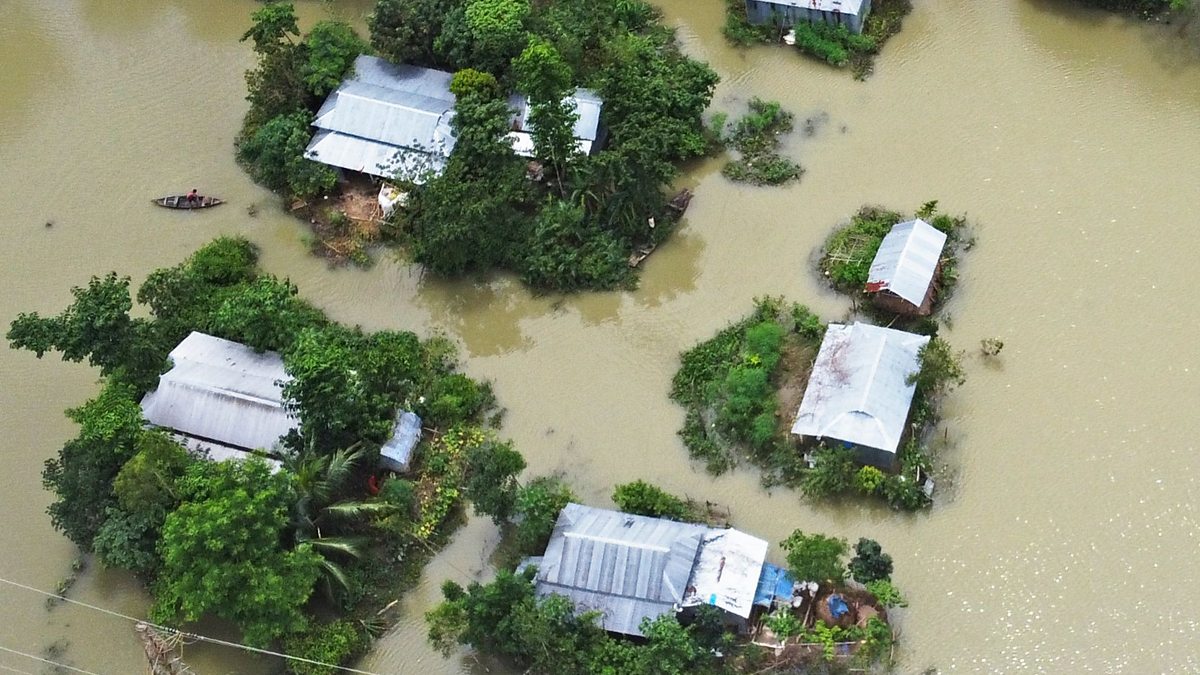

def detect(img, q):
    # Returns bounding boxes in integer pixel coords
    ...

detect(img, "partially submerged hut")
[141,331,422,471]
[505,88,605,158]
[522,504,769,637]
[790,323,929,470]
[864,218,947,316]
[744,0,872,35]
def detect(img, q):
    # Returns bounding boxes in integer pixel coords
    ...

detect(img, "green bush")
[612,480,693,521]
[781,530,847,583]
[855,466,885,495]
[513,476,575,555]
[800,446,858,499]
[762,607,804,638]
[419,374,492,428]
[284,620,367,675]
[719,98,804,186]
[849,538,893,584]
[865,579,907,609]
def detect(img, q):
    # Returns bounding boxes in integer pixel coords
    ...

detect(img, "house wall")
[744,0,870,34]
[869,259,943,317]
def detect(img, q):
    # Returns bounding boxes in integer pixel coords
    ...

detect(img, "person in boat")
[186,189,200,204]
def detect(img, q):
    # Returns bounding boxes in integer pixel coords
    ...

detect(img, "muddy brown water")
[2,1,1199,672]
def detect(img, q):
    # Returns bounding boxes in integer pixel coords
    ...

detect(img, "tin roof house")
[305,55,603,183]
[790,323,929,470]
[744,0,872,35]
[140,331,422,472]
[864,218,948,317]
[304,55,459,183]
[521,503,769,637]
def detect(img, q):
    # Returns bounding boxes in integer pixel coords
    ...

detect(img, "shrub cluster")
[717,98,804,186]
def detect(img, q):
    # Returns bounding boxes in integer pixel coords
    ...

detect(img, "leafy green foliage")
[513,476,575,555]
[781,530,847,583]
[242,2,299,54]
[670,298,822,477]
[369,0,456,67]
[865,579,907,609]
[418,373,493,428]
[849,538,894,584]
[7,273,167,390]
[40,383,144,548]
[302,21,370,98]
[464,439,527,523]
[237,111,338,199]
[718,98,803,186]
[799,446,858,500]
[377,0,718,291]
[611,480,694,521]
[762,607,804,638]
[283,620,367,675]
[907,337,966,399]
[722,0,776,46]
[210,276,325,353]
[152,459,322,647]
[790,21,873,67]
[93,507,163,577]
[819,206,901,289]
[1072,0,1186,14]
[855,465,886,494]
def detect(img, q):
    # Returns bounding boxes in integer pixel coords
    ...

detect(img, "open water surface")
[2,1,1199,672]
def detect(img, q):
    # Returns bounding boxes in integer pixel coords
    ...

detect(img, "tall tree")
[302,20,370,98]
[152,459,321,647]
[513,38,579,189]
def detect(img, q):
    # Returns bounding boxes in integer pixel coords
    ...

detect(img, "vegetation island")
[236,0,719,290]
[671,203,972,511]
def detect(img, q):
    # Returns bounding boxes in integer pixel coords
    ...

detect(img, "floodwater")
[1,0,1199,672]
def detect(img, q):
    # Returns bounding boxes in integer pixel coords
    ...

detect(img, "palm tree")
[284,442,393,600]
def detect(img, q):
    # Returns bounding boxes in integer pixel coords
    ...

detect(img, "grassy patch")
[818,201,969,311]
[723,0,779,46]
[670,298,824,479]
[718,99,805,186]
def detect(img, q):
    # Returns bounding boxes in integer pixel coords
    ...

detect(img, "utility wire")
[0,576,385,675]
[0,646,103,675]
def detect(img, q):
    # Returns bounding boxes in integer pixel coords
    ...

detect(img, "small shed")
[865,218,948,316]
[790,323,929,470]
[379,410,422,473]
[744,0,872,35]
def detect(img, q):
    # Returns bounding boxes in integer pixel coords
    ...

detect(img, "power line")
[0,576,385,675]
[0,646,103,675]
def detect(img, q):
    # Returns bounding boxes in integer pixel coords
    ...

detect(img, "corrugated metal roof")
[305,55,457,179]
[791,323,930,454]
[140,332,296,453]
[681,528,768,619]
[755,0,865,12]
[171,433,284,473]
[305,129,447,181]
[865,219,948,306]
[533,503,707,636]
[380,411,421,472]
[307,55,603,174]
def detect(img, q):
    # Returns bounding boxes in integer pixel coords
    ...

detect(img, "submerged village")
[4,0,1196,674]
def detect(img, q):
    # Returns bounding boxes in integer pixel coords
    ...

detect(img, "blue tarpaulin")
[828,594,849,619]
[753,563,795,607]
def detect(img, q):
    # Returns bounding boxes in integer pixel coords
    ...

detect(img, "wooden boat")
[152,194,224,209]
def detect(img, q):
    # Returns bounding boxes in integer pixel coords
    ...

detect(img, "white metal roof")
[791,323,930,454]
[305,55,457,179]
[682,528,769,619]
[140,332,296,453]
[865,218,948,306]
[506,88,602,158]
[755,0,865,13]
[533,503,708,636]
[380,411,421,473]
